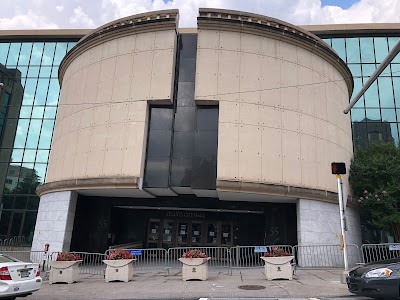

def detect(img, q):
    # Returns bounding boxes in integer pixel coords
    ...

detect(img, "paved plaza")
[24,268,365,300]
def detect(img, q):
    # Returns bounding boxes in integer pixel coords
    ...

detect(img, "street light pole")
[337,174,348,283]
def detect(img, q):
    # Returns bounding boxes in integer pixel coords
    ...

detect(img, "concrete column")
[31,191,77,253]
[296,198,362,267]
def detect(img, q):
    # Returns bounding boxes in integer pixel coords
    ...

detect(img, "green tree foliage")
[349,142,400,242]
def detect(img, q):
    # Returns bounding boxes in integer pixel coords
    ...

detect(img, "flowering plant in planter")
[264,247,292,257]
[106,249,134,260]
[56,252,81,261]
[103,249,135,283]
[49,252,82,284]
[182,249,208,259]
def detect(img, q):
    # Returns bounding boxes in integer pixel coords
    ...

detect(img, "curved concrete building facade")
[32,9,361,257]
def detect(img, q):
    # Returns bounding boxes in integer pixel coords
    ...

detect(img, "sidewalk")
[25,268,355,300]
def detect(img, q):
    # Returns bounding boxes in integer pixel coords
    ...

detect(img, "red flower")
[106,249,134,260]
[182,249,208,258]
[56,252,81,261]
[264,247,291,257]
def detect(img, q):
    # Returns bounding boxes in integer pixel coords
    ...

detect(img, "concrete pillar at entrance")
[31,191,77,253]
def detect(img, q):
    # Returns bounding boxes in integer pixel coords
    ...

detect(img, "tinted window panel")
[346,38,360,63]
[13,119,29,148]
[18,43,32,66]
[38,120,54,149]
[6,43,21,66]
[170,158,192,187]
[365,108,381,121]
[147,130,172,157]
[53,43,68,65]
[172,132,194,158]
[331,38,346,62]
[25,119,42,148]
[374,37,388,63]
[194,131,218,157]
[360,38,375,63]
[0,43,9,65]
[144,157,170,187]
[388,37,400,63]
[46,79,60,105]
[42,43,56,65]
[196,108,219,130]
[34,78,50,105]
[381,109,396,122]
[174,107,195,132]
[353,78,364,108]
[378,77,395,108]
[30,43,44,65]
[350,108,365,122]
[149,108,173,130]
[364,80,379,107]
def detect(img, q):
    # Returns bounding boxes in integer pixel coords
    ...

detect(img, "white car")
[0,253,41,300]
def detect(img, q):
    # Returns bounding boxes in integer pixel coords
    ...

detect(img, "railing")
[2,243,399,280]
[230,245,293,269]
[361,243,400,263]
[0,236,27,250]
[293,244,361,268]
[106,248,167,273]
[52,252,106,275]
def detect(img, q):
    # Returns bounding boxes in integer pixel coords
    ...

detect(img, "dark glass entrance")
[71,194,298,253]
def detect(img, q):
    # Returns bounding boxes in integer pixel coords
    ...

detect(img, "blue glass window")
[331,39,346,62]
[374,38,388,63]
[360,38,375,63]
[381,109,397,122]
[346,38,360,63]
[0,43,9,65]
[17,43,32,66]
[364,79,379,107]
[30,43,44,65]
[388,37,400,63]
[41,43,56,65]
[6,43,21,66]
[53,43,68,65]
[378,77,395,108]
[365,108,381,121]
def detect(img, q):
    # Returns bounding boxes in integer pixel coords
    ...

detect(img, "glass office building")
[323,36,400,149]
[0,38,77,242]
[0,22,400,245]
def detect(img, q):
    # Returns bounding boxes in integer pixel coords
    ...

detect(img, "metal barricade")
[230,245,293,269]
[51,252,106,275]
[105,248,167,273]
[167,247,230,274]
[361,243,400,263]
[293,244,361,268]
[0,236,27,251]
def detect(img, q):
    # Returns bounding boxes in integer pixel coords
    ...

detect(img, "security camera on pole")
[331,162,348,284]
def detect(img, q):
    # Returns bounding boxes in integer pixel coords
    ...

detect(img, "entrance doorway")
[147,218,233,248]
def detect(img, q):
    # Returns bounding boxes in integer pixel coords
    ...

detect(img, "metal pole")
[337,175,348,282]
[344,39,400,114]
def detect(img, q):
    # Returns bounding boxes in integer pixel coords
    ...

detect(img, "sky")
[0,0,399,30]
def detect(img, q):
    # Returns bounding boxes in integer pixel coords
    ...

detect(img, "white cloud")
[1,0,400,30]
[0,10,59,29]
[69,6,95,27]
[56,5,64,12]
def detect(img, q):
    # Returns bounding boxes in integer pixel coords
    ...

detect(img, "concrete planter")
[49,260,82,284]
[179,257,210,281]
[103,259,135,282]
[261,256,294,280]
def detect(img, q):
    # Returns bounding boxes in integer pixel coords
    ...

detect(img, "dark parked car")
[347,258,400,299]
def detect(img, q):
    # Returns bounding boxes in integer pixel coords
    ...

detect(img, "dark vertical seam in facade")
[167,33,182,187]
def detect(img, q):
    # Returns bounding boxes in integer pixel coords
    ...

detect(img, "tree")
[349,142,400,242]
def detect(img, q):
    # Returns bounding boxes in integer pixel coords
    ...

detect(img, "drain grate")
[238,285,266,290]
